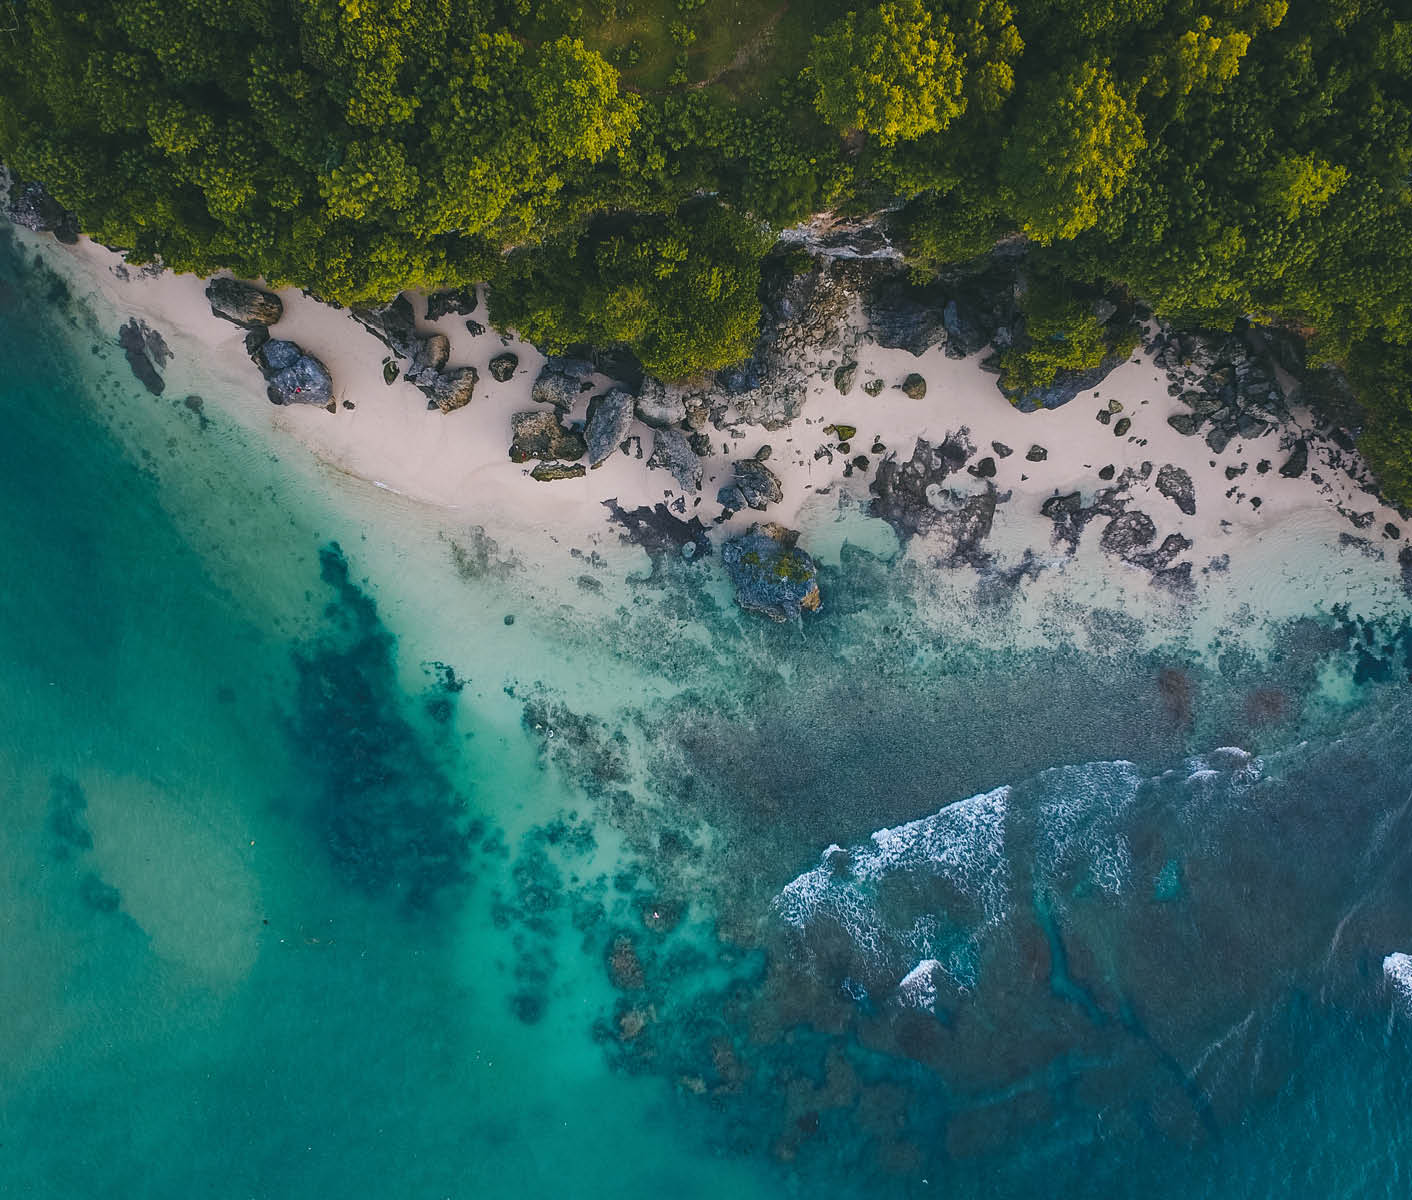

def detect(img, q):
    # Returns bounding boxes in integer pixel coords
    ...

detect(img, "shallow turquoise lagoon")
[3,227,1412,1199]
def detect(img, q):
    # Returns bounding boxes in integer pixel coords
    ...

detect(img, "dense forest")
[2,1,1411,495]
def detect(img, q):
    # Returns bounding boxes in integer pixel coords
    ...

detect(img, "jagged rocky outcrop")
[254,338,333,406]
[869,433,975,539]
[1150,323,1295,451]
[717,457,783,512]
[532,357,595,410]
[424,287,477,321]
[586,388,636,466]
[509,410,587,462]
[634,376,687,427]
[721,524,821,622]
[603,500,712,560]
[647,427,703,492]
[117,319,170,395]
[205,278,283,329]
[1155,464,1196,516]
[351,294,477,410]
[5,179,79,243]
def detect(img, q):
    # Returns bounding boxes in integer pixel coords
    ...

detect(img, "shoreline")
[31,230,1412,635]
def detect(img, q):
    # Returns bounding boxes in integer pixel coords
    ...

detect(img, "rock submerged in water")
[510,410,587,462]
[721,524,821,622]
[117,318,169,395]
[255,338,333,406]
[205,278,283,329]
[585,387,636,466]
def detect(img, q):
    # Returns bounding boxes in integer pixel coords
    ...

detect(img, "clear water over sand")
[4,226,1412,1199]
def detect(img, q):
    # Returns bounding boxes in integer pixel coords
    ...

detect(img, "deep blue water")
[3,225,1412,1199]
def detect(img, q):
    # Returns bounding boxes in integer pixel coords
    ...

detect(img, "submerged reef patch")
[289,542,478,911]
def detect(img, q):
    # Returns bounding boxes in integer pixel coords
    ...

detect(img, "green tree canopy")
[810,0,968,146]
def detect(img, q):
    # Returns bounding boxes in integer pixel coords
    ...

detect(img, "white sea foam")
[896,960,943,1013]
[1035,760,1142,895]
[772,785,1011,967]
[1383,953,1412,1012]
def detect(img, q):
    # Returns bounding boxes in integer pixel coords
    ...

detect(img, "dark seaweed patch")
[289,542,476,911]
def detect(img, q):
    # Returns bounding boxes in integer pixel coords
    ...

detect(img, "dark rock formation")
[634,376,687,427]
[532,357,595,410]
[1001,353,1129,413]
[1279,439,1309,478]
[1155,464,1196,516]
[586,387,636,466]
[1025,445,1048,462]
[834,361,858,394]
[900,373,927,399]
[5,180,79,243]
[510,410,587,462]
[425,365,477,413]
[424,287,477,321]
[531,462,586,482]
[488,352,518,382]
[205,278,283,329]
[869,432,976,540]
[1100,511,1158,557]
[719,458,783,511]
[721,524,821,622]
[603,500,712,560]
[865,277,948,356]
[117,319,169,395]
[255,338,333,406]
[647,427,703,492]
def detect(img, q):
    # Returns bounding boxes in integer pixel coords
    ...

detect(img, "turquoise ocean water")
[3,225,1412,1199]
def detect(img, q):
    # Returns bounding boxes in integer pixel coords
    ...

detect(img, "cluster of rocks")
[351,295,477,412]
[510,356,714,502]
[864,255,1139,412]
[4,179,78,244]
[717,451,783,514]
[720,523,822,622]
[117,319,170,395]
[1150,324,1297,454]
[206,278,334,407]
[1039,462,1196,591]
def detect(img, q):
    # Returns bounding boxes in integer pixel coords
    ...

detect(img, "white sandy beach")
[36,233,1412,649]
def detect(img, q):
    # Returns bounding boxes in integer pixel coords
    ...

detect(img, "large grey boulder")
[634,376,687,427]
[510,410,586,462]
[206,278,283,329]
[718,458,783,511]
[647,427,703,492]
[721,525,822,622]
[256,339,332,406]
[532,357,595,410]
[585,387,636,466]
[426,366,477,412]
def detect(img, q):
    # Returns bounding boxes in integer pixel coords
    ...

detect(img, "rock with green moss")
[721,524,821,622]
[900,373,927,399]
[530,461,586,482]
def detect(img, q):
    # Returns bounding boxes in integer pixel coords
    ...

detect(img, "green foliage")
[995,276,1137,394]
[810,0,967,145]
[488,202,771,379]
[1,0,1410,443]
[999,61,1146,244]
